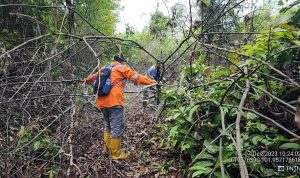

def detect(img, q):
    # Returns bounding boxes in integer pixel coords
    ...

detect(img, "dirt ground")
[68,84,183,178]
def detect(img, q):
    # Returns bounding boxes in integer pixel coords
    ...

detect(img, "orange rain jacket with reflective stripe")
[85,61,156,108]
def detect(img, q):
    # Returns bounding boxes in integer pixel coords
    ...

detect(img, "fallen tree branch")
[235,67,249,178]
[223,105,300,140]
[0,34,50,59]
[198,42,300,87]
[67,102,82,176]
[251,84,296,112]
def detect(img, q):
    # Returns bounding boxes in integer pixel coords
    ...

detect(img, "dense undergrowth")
[161,4,300,178]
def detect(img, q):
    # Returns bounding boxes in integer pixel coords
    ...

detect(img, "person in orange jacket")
[85,54,156,159]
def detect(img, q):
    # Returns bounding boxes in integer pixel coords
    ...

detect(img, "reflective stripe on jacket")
[85,61,156,108]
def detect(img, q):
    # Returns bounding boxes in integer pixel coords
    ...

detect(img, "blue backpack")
[92,64,119,96]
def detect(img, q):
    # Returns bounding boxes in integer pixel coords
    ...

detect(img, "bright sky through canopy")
[116,0,296,33]
[116,0,188,33]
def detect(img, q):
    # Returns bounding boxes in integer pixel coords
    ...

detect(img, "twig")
[67,102,82,176]
[235,67,249,178]
[189,123,235,166]
[14,106,74,152]
[0,34,50,59]
[251,84,296,111]
[199,42,300,87]
[219,138,225,178]
[9,12,49,28]
[224,104,300,140]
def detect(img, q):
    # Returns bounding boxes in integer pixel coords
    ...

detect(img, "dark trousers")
[101,107,125,138]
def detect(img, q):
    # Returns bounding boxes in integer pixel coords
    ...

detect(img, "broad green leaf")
[293,40,300,46]
[173,113,181,120]
[245,112,257,120]
[261,139,272,146]
[189,166,209,171]
[193,161,214,168]
[192,170,206,177]
[279,143,300,150]
[211,70,228,81]
[169,125,179,137]
[252,135,263,145]
[194,151,214,161]
[274,13,294,25]
[256,123,267,132]
[213,172,231,178]
[290,9,300,28]
[187,105,199,122]
[274,135,288,142]
[277,50,292,67]
[204,140,219,154]
[242,45,254,55]
[192,167,212,177]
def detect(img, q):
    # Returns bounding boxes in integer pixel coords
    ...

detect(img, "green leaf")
[191,167,212,177]
[277,50,292,67]
[18,133,32,145]
[293,40,300,46]
[279,143,300,150]
[256,123,267,132]
[192,170,206,177]
[49,171,54,178]
[290,9,300,28]
[274,13,294,25]
[202,0,211,6]
[252,135,263,145]
[187,105,199,122]
[194,151,214,161]
[204,140,219,154]
[189,166,208,171]
[181,142,191,151]
[169,125,179,138]
[245,112,257,120]
[173,113,181,120]
[274,135,288,142]
[213,172,231,178]
[242,45,254,55]
[193,161,213,168]
[210,70,228,81]
[33,141,41,151]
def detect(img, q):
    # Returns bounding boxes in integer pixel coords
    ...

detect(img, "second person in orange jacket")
[85,54,156,159]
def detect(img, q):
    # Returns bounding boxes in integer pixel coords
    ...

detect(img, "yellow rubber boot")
[110,138,128,160]
[103,131,111,152]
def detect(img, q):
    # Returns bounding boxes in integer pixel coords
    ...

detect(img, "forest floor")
[68,84,182,178]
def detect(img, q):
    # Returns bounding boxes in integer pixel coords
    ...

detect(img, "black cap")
[114,54,125,62]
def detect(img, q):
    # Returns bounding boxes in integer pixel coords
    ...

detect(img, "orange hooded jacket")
[85,61,156,108]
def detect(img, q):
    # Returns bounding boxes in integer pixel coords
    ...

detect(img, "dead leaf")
[17,126,25,137]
